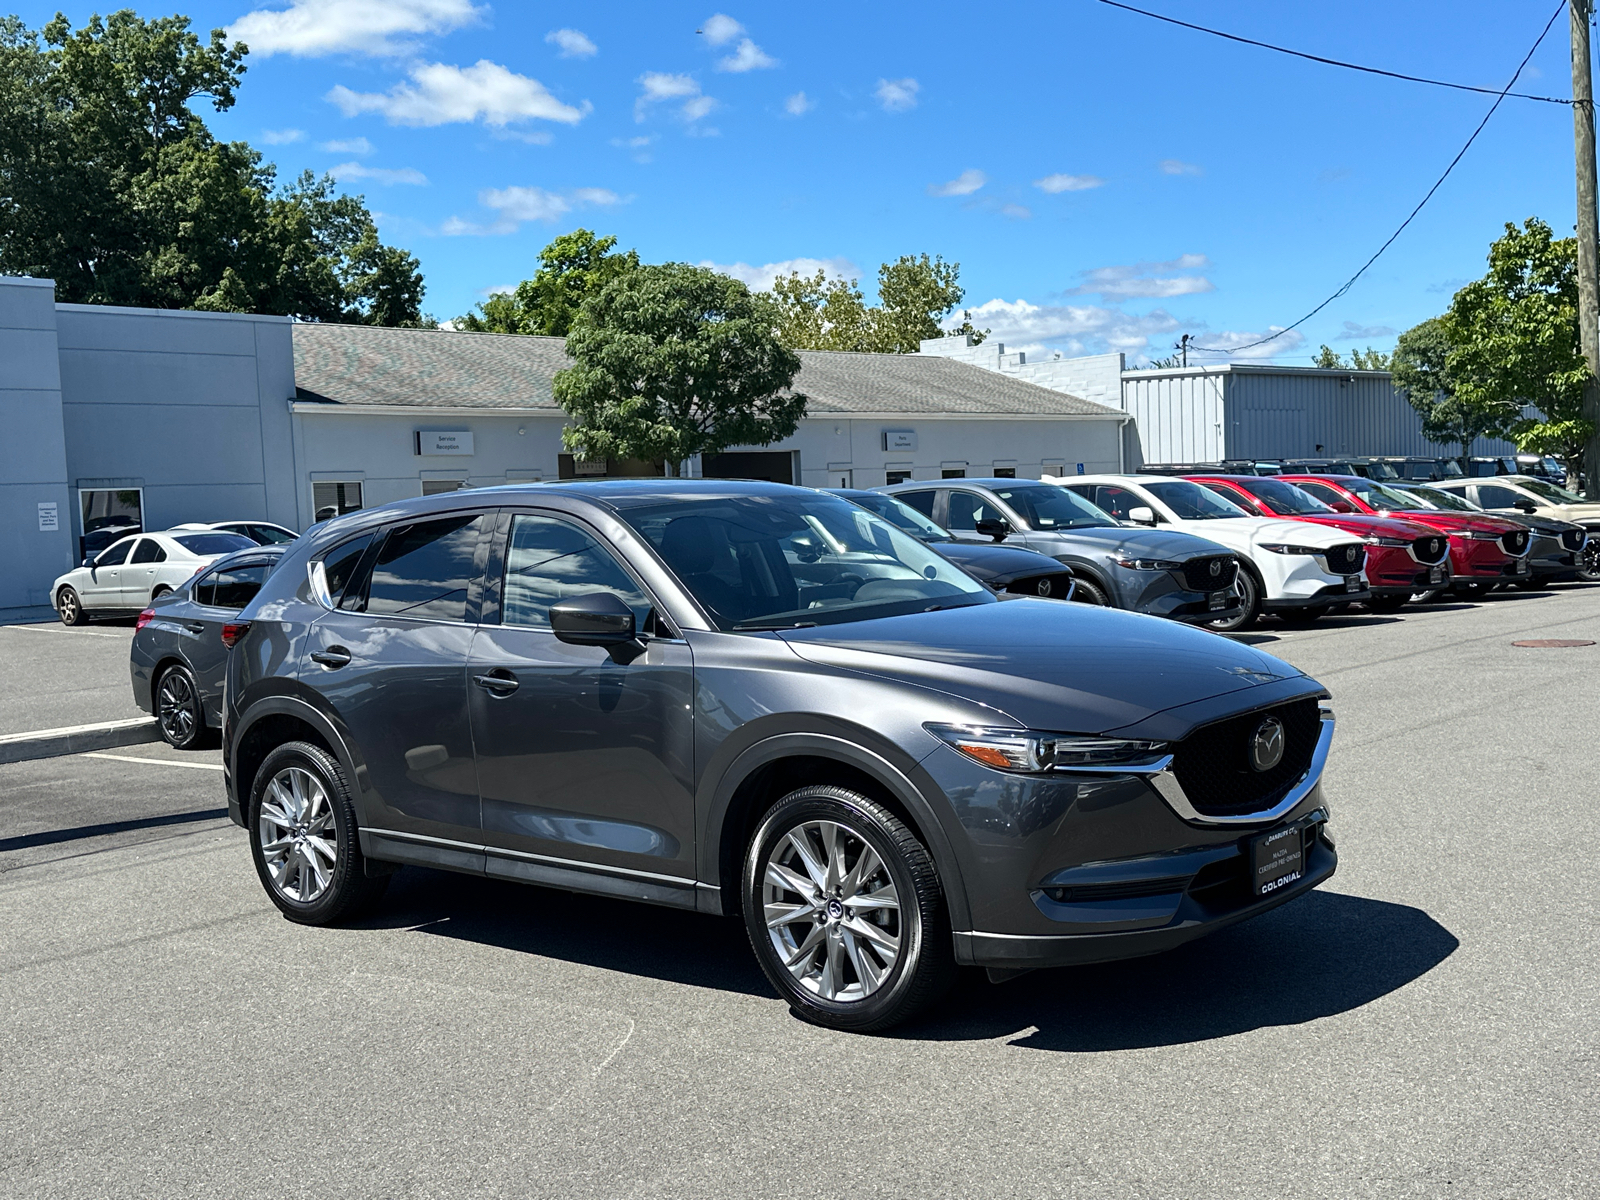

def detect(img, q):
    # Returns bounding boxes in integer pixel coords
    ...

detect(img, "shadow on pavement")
[904,889,1457,1051]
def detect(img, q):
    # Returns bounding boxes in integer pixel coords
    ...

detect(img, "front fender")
[227,687,367,828]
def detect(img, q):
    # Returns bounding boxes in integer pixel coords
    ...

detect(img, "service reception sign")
[415,430,474,456]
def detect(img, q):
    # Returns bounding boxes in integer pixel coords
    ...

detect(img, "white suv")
[1052,474,1370,627]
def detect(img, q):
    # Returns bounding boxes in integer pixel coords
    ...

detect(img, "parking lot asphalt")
[0,619,145,736]
[2,588,1597,1199]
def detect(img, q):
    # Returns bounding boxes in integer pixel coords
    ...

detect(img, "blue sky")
[16,0,1591,363]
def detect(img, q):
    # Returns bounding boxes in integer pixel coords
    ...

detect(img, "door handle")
[473,671,519,695]
[183,622,206,634]
[310,647,352,669]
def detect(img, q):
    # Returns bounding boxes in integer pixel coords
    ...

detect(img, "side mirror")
[1329,501,1356,514]
[550,592,637,646]
[974,517,1010,542]
[1515,500,1538,513]
[1127,506,1156,525]
[82,556,94,568]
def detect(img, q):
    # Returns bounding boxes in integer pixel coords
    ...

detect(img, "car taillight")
[135,608,155,631]
[221,621,251,649]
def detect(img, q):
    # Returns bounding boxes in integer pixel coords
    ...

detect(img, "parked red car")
[1277,474,1533,597]
[1187,475,1451,612]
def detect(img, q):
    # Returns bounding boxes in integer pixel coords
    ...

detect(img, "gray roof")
[291,323,1121,418]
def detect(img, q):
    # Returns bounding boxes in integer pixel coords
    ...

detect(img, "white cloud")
[1185,328,1306,362]
[928,169,986,197]
[229,0,483,58]
[1001,203,1032,220]
[875,77,919,112]
[718,38,776,72]
[442,185,621,236]
[702,256,863,293]
[330,161,428,186]
[1159,159,1202,176]
[320,136,373,154]
[784,91,813,116]
[959,297,1184,356]
[545,28,597,58]
[328,60,586,128]
[1335,320,1397,341]
[1069,254,1214,301]
[635,72,717,124]
[478,282,519,297]
[611,134,656,162]
[1034,172,1103,193]
[700,14,744,45]
[260,128,305,144]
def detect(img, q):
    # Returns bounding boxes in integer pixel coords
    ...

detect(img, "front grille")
[1169,698,1322,817]
[1322,543,1365,574]
[1500,529,1530,556]
[1005,572,1071,599]
[1562,529,1587,552]
[1411,535,1447,564]
[1180,554,1238,592]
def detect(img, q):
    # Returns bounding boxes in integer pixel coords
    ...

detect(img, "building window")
[422,480,465,496]
[885,471,911,485]
[313,481,363,523]
[78,488,143,562]
[993,467,1016,479]
[941,468,966,479]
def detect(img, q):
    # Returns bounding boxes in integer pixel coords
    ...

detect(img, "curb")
[0,717,162,765]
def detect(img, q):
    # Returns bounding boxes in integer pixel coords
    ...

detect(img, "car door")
[1472,483,1530,515]
[467,509,698,890]
[303,511,491,843]
[80,538,133,608]
[943,488,1016,545]
[124,536,169,605]
[185,560,272,720]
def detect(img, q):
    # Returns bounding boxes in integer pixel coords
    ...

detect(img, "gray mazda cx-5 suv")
[882,478,1244,624]
[224,481,1337,1032]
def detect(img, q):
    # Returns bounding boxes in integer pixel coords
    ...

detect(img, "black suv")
[225,481,1337,1032]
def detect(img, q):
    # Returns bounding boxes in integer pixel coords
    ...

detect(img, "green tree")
[0,12,425,323]
[1310,344,1391,370]
[769,269,882,351]
[455,229,639,335]
[877,253,967,352]
[769,253,977,353]
[1443,217,1592,471]
[555,263,807,473]
[1390,317,1497,458]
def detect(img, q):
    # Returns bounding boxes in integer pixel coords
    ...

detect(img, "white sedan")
[171,520,300,545]
[1052,474,1372,627]
[52,530,257,624]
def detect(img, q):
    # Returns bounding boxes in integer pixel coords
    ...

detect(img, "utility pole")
[1573,0,1600,495]
[1177,333,1191,367]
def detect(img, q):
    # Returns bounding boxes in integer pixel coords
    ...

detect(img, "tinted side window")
[946,491,995,531]
[1090,486,1140,520]
[210,564,268,610]
[321,534,374,610]
[130,539,166,564]
[251,524,297,544]
[895,490,937,518]
[1297,482,1344,506]
[502,514,652,630]
[1475,485,1524,509]
[95,540,133,567]
[362,515,487,622]
[193,571,218,606]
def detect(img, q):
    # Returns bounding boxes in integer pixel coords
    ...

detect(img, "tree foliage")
[555,263,807,471]
[1311,344,1391,370]
[1389,317,1500,457]
[769,253,980,353]
[0,12,425,323]
[454,229,639,336]
[1442,217,1592,464]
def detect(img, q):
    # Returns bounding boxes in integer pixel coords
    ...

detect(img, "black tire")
[1368,594,1409,613]
[154,663,215,750]
[742,786,955,1033]
[1206,569,1259,633]
[248,741,389,925]
[1579,540,1600,582]
[57,586,87,626]
[151,585,172,601]
[1068,576,1110,606]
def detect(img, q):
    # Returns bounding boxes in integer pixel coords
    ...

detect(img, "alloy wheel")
[258,766,338,904]
[58,591,79,624]
[156,671,198,744]
[761,819,902,1002]
[1581,540,1600,581]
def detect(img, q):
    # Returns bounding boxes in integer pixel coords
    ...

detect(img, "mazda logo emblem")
[1250,717,1285,773]
[1209,559,1222,577]
[1036,579,1053,596]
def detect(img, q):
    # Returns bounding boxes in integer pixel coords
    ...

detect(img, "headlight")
[1364,536,1410,547]
[1113,557,1181,571]
[924,723,1168,773]
[1467,530,1503,540]
[1259,543,1328,556]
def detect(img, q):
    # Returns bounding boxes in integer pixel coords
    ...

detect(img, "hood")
[1492,512,1584,535]
[1384,508,1526,535]
[1288,513,1440,540]
[1541,501,1600,523]
[778,600,1304,733]
[1169,515,1358,548]
[933,541,1068,583]
[1035,525,1235,560]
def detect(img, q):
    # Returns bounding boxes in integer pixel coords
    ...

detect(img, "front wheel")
[1206,570,1259,633]
[1580,541,1600,582]
[1068,577,1109,606]
[57,587,87,626]
[742,786,954,1033]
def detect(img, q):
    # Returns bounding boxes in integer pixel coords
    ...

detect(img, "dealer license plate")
[1344,574,1362,592]
[1208,590,1228,611]
[1429,565,1445,584]
[1516,558,1529,574]
[1250,825,1305,897]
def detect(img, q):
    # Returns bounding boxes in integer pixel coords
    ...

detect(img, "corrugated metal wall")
[1122,370,1227,464]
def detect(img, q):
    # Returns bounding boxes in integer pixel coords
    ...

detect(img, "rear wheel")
[742,786,954,1033]
[154,664,214,749]
[151,585,172,600]
[249,741,389,925]
[57,587,87,626]
[1206,570,1259,633]
[1068,577,1109,606]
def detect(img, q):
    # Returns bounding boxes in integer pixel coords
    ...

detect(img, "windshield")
[1234,478,1335,515]
[992,484,1115,529]
[1363,461,1401,480]
[615,493,992,631]
[1520,478,1587,504]
[1144,480,1251,519]
[1401,485,1479,512]
[172,533,256,556]
[841,492,952,541]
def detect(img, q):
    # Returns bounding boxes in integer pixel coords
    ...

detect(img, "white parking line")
[1,623,126,639]
[79,752,225,772]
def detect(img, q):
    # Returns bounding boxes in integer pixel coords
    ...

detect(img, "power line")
[1189,0,1569,357]
[1097,0,1573,105]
